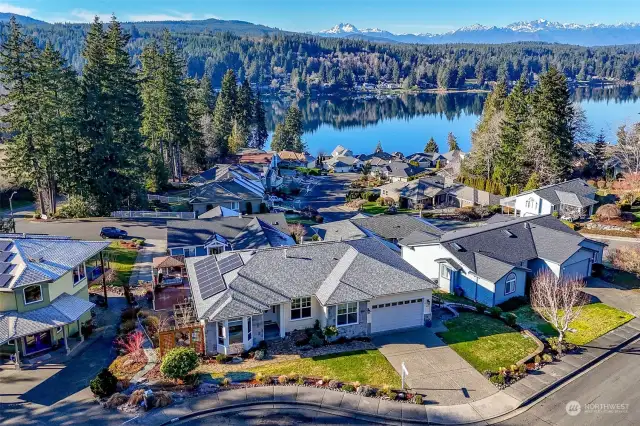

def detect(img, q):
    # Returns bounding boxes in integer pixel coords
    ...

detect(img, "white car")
[268,195,284,203]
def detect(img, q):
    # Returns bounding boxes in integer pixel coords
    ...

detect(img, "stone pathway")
[129,239,167,286]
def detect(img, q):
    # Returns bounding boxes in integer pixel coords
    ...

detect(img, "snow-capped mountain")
[316,19,640,46]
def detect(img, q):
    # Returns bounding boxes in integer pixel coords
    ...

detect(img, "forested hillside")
[3,18,640,90]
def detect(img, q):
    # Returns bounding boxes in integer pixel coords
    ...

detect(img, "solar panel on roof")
[217,253,243,275]
[194,256,226,300]
[0,241,11,251]
[0,274,12,288]
[0,262,11,274]
[0,252,11,262]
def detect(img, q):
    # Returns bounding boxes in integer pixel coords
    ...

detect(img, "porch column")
[78,320,84,342]
[13,340,21,371]
[279,304,285,338]
[63,326,70,355]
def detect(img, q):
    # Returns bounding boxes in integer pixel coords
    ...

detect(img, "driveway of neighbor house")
[584,277,640,316]
[129,238,168,285]
[372,328,498,405]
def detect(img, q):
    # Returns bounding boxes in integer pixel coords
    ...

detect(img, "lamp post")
[8,191,17,233]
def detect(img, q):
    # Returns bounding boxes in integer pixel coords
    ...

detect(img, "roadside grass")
[513,303,634,345]
[201,350,401,388]
[92,241,138,287]
[438,312,539,372]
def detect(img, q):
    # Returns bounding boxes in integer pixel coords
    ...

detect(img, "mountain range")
[317,20,640,46]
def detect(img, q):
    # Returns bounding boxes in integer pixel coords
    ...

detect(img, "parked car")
[100,226,128,239]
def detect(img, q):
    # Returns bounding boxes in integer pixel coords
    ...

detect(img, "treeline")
[5,20,640,91]
[463,68,583,189]
[0,17,268,216]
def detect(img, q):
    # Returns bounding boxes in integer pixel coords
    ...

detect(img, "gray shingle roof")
[0,293,94,345]
[351,214,444,241]
[186,238,436,321]
[311,221,367,242]
[385,161,425,178]
[398,230,443,246]
[501,179,596,207]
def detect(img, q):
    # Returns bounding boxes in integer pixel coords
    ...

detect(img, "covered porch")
[0,293,94,370]
[152,255,191,311]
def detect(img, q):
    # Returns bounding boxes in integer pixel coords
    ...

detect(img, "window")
[290,297,312,320]
[217,322,225,345]
[184,247,196,258]
[231,202,240,211]
[337,302,358,326]
[247,317,252,341]
[23,285,42,305]
[73,263,86,285]
[440,264,451,279]
[505,273,517,295]
[228,318,243,344]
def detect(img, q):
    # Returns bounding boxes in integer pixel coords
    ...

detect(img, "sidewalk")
[129,239,167,285]
[132,317,640,425]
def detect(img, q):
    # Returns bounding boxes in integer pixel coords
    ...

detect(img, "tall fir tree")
[211,69,237,159]
[270,123,286,152]
[493,75,529,185]
[249,90,268,149]
[424,137,439,153]
[591,129,607,177]
[447,132,460,151]
[374,141,383,153]
[284,105,305,152]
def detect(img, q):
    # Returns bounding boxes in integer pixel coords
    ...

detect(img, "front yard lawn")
[360,202,419,216]
[513,303,634,345]
[92,242,138,286]
[285,214,317,226]
[202,350,401,388]
[439,312,539,372]
[434,290,475,306]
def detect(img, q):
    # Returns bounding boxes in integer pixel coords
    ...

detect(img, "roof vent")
[524,222,531,229]
[284,249,288,259]
[272,221,279,225]
[502,229,515,237]
[452,242,463,251]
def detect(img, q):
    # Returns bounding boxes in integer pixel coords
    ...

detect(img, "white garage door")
[562,259,591,280]
[370,298,424,334]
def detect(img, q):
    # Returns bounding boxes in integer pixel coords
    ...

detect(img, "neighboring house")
[331,145,353,158]
[312,214,444,250]
[237,152,282,191]
[167,213,294,257]
[382,161,426,182]
[378,177,447,209]
[500,179,597,219]
[400,215,605,307]
[445,184,502,207]
[406,152,446,169]
[0,235,109,362]
[197,206,241,219]
[323,156,360,173]
[278,151,316,169]
[185,238,437,355]
[189,180,264,216]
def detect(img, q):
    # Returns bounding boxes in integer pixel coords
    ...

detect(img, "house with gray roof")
[185,238,437,355]
[167,213,295,258]
[378,176,448,209]
[499,179,597,220]
[400,215,605,307]
[0,234,109,365]
[382,161,426,182]
[311,214,444,251]
[445,184,502,207]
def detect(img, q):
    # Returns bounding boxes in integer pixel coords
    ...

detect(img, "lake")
[265,86,640,156]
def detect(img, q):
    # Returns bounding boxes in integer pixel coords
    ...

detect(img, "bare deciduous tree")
[616,123,640,174]
[289,223,306,244]
[530,271,590,356]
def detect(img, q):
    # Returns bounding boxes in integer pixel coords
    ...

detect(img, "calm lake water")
[265,86,640,156]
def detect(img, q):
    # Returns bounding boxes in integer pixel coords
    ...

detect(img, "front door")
[24,331,53,355]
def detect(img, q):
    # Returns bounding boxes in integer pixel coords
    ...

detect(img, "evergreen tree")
[234,79,254,149]
[249,91,268,149]
[424,137,439,153]
[211,69,237,159]
[270,123,286,152]
[591,129,607,177]
[493,75,529,185]
[447,132,460,151]
[374,141,383,153]
[527,67,575,183]
[284,105,305,152]
[524,172,540,191]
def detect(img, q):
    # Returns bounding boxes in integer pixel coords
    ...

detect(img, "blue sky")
[2,0,639,34]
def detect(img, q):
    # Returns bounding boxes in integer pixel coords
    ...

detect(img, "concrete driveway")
[584,277,640,316]
[373,328,498,405]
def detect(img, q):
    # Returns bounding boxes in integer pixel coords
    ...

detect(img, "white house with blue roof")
[0,234,109,366]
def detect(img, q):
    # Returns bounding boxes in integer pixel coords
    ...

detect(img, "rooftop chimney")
[524,222,531,229]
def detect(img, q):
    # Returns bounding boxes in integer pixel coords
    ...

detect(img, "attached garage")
[561,258,591,280]
[370,297,425,334]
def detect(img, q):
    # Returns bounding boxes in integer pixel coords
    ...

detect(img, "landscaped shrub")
[120,307,139,321]
[255,372,264,382]
[322,376,330,383]
[542,353,553,363]
[489,374,505,385]
[90,368,118,398]
[414,394,424,405]
[254,349,266,361]
[278,375,288,384]
[357,385,374,397]
[142,316,160,335]
[534,355,542,364]
[342,384,355,392]
[489,306,503,318]
[497,296,528,312]
[153,391,173,408]
[216,353,228,364]
[160,347,199,380]
[128,389,145,405]
[323,325,338,340]
[518,364,527,375]
[288,373,299,382]
[119,319,136,335]
[309,334,324,348]
[105,393,129,408]
[388,392,397,400]
[296,376,304,385]
[595,204,622,221]
[475,304,487,314]
[222,377,231,387]
[327,380,340,389]
[504,312,518,327]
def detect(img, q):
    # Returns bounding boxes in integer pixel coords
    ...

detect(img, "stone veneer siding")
[326,301,368,338]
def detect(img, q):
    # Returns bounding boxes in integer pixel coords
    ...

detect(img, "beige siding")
[0,292,17,311]
[49,266,87,301]
[282,297,323,333]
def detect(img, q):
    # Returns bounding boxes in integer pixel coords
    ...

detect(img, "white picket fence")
[147,194,190,204]
[111,211,195,219]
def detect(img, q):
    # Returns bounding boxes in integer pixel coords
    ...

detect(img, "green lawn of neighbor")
[202,350,401,388]
[438,312,539,372]
[95,242,139,286]
[360,202,418,216]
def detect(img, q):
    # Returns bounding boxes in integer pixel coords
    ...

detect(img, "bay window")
[337,302,358,326]
[290,297,312,320]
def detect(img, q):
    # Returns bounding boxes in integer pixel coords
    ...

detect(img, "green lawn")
[439,312,539,372]
[285,214,317,226]
[97,242,139,286]
[360,202,419,216]
[203,350,401,388]
[433,290,475,306]
[513,303,634,346]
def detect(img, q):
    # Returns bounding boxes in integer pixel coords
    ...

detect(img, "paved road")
[292,174,362,222]
[500,337,640,426]
[14,217,167,242]
[174,407,379,425]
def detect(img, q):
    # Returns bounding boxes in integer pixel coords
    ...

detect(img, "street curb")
[152,327,640,426]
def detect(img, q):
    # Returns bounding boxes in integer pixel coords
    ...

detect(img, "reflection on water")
[265,86,640,155]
